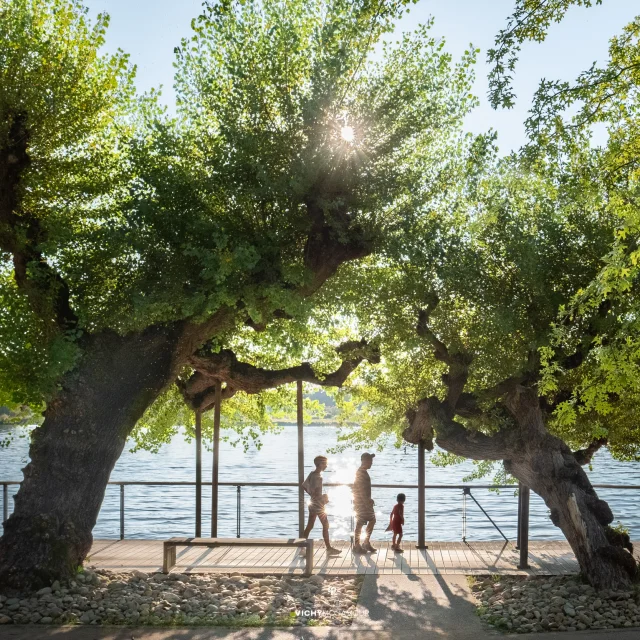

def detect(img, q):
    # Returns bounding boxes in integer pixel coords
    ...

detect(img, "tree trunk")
[506,444,637,590]
[0,326,184,591]
[503,387,637,590]
[404,387,638,590]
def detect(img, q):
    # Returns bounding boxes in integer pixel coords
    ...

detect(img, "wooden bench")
[163,537,315,576]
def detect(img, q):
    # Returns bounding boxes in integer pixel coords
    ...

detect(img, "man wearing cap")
[352,452,377,553]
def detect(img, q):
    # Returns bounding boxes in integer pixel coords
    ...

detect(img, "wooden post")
[417,441,427,548]
[211,381,221,538]
[517,485,530,569]
[297,380,305,537]
[304,539,314,576]
[195,409,202,537]
[163,541,177,573]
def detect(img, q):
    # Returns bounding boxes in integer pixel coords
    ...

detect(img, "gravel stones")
[0,569,361,628]
[470,575,640,634]
[131,570,148,581]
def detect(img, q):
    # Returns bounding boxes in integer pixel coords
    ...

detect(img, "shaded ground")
[2,575,640,639]
[353,574,491,637]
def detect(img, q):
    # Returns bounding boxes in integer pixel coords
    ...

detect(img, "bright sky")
[86,0,638,153]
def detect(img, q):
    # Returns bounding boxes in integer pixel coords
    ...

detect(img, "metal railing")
[0,479,516,539]
[3,480,639,562]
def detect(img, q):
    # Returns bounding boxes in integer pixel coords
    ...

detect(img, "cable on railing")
[462,487,509,543]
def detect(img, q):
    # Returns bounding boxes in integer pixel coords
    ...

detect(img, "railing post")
[211,381,221,538]
[517,485,530,569]
[462,487,468,541]
[417,441,427,548]
[516,482,522,549]
[195,409,202,537]
[297,379,305,537]
[2,483,8,528]
[119,484,125,540]
[236,485,241,538]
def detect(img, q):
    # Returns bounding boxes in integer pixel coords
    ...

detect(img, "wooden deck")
[86,539,640,576]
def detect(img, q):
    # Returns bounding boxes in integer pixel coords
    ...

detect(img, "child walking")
[386,493,405,552]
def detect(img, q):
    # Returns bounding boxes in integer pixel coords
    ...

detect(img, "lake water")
[1,425,638,541]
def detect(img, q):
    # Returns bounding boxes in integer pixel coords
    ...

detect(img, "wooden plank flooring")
[86,539,640,576]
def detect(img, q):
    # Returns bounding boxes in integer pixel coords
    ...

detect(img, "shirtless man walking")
[302,456,341,555]
[352,452,377,554]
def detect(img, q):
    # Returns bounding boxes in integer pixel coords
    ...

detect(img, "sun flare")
[340,125,355,142]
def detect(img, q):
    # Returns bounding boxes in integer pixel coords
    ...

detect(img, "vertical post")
[462,488,469,542]
[516,482,523,550]
[236,485,241,538]
[119,484,125,540]
[297,380,305,537]
[195,409,202,537]
[417,441,427,548]
[350,505,354,547]
[2,483,8,527]
[304,539,314,576]
[211,380,221,538]
[518,485,530,569]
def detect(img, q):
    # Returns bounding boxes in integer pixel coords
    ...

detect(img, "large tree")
[0,0,475,588]
[332,0,640,591]
[334,141,639,589]
[489,3,640,445]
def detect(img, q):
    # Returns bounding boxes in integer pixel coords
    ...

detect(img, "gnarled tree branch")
[406,303,526,454]
[573,437,608,466]
[179,339,379,413]
[557,298,612,372]
[0,112,77,333]
[416,302,473,412]
[300,194,372,296]
[403,395,514,459]
[245,309,294,332]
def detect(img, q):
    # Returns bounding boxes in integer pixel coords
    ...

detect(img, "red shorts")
[391,525,403,535]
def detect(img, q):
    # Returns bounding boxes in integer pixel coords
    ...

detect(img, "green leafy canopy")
[1,0,476,433]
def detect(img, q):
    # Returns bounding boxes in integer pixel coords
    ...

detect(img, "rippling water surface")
[1,425,638,541]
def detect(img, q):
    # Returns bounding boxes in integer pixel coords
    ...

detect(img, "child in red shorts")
[386,493,405,553]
